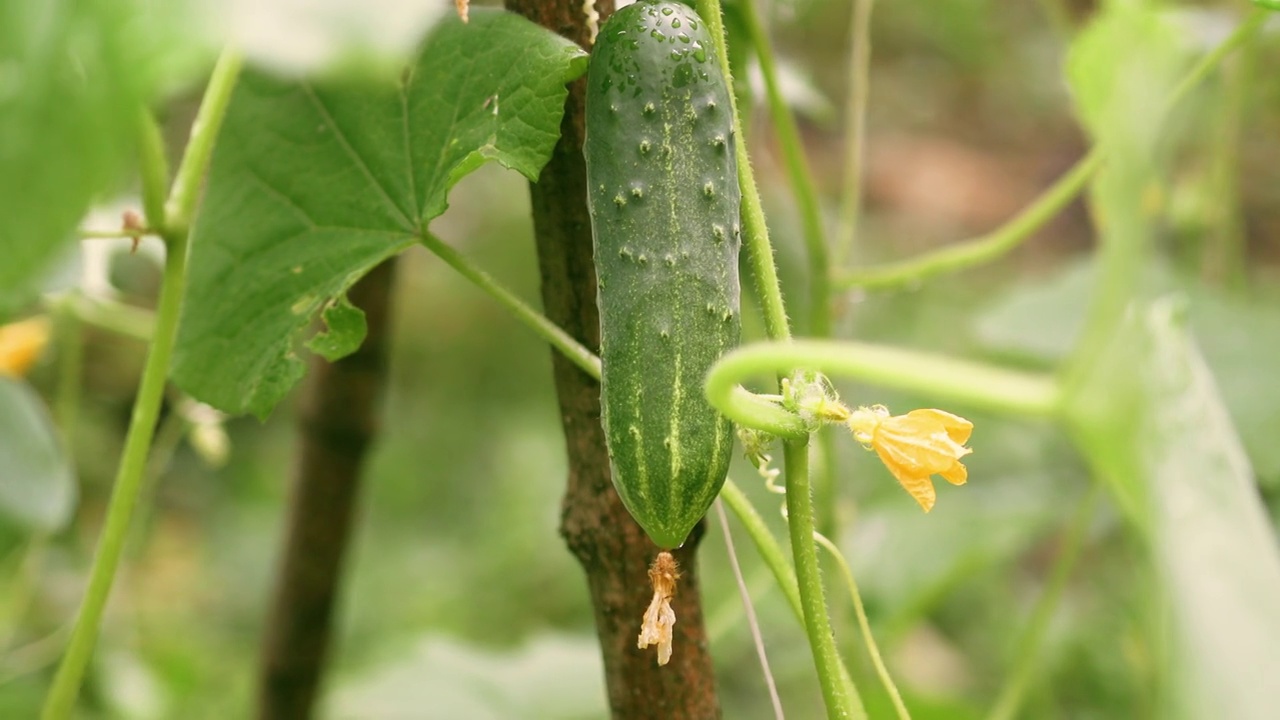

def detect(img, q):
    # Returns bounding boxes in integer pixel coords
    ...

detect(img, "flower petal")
[906,408,973,444]
[939,461,968,486]
[878,455,937,512]
[875,421,967,475]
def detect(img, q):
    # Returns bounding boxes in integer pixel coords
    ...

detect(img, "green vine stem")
[54,301,85,443]
[833,0,874,270]
[707,340,1060,428]
[785,438,865,719]
[987,484,1101,720]
[737,0,831,336]
[163,53,244,237]
[831,7,1267,292]
[833,150,1103,290]
[695,0,791,343]
[137,108,170,229]
[419,232,600,378]
[813,531,910,720]
[41,49,243,720]
[50,293,155,342]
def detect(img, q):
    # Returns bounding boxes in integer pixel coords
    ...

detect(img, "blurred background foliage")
[2,0,1279,717]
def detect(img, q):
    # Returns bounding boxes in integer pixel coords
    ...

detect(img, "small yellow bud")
[637,551,679,666]
[847,405,973,512]
[0,317,51,378]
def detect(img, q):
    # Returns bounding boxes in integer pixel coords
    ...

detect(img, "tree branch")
[256,259,398,720]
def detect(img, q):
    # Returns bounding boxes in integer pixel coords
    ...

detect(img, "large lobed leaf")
[172,10,588,417]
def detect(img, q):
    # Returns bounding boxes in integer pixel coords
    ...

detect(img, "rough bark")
[256,259,398,720]
[500,0,721,717]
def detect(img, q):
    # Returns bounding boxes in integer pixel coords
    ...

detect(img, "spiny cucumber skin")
[585,0,741,549]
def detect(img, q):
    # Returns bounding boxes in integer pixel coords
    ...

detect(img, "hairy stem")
[784,439,864,719]
[696,0,791,342]
[737,0,829,335]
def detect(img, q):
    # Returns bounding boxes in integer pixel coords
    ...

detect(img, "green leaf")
[1063,299,1280,720]
[0,378,76,532]
[306,294,367,362]
[172,10,589,417]
[0,0,143,313]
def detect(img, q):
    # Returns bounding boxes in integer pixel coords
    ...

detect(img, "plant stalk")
[696,0,791,343]
[41,48,243,720]
[257,260,398,720]
[737,0,830,336]
[783,439,864,719]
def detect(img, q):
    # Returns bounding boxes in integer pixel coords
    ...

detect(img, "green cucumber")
[585,0,741,549]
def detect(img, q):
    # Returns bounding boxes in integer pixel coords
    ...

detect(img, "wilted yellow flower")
[638,551,679,666]
[847,405,973,512]
[0,316,51,378]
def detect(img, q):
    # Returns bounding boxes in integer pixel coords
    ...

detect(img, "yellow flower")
[0,316,51,378]
[637,551,679,666]
[847,405,973,512]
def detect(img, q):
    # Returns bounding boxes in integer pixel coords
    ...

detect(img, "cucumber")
[585,0,740,549]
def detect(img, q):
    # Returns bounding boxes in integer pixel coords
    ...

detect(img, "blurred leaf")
[0,0,147,313]
[0,378,76,532]
[325,634,606,720]
[172,10,589,417]
[1066,2,1184,158]
[976,260,1280,486]
[1063,298,1280,720]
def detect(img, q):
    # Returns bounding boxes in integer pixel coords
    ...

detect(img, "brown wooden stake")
[255,259,398,720]
[500,0,721,716]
